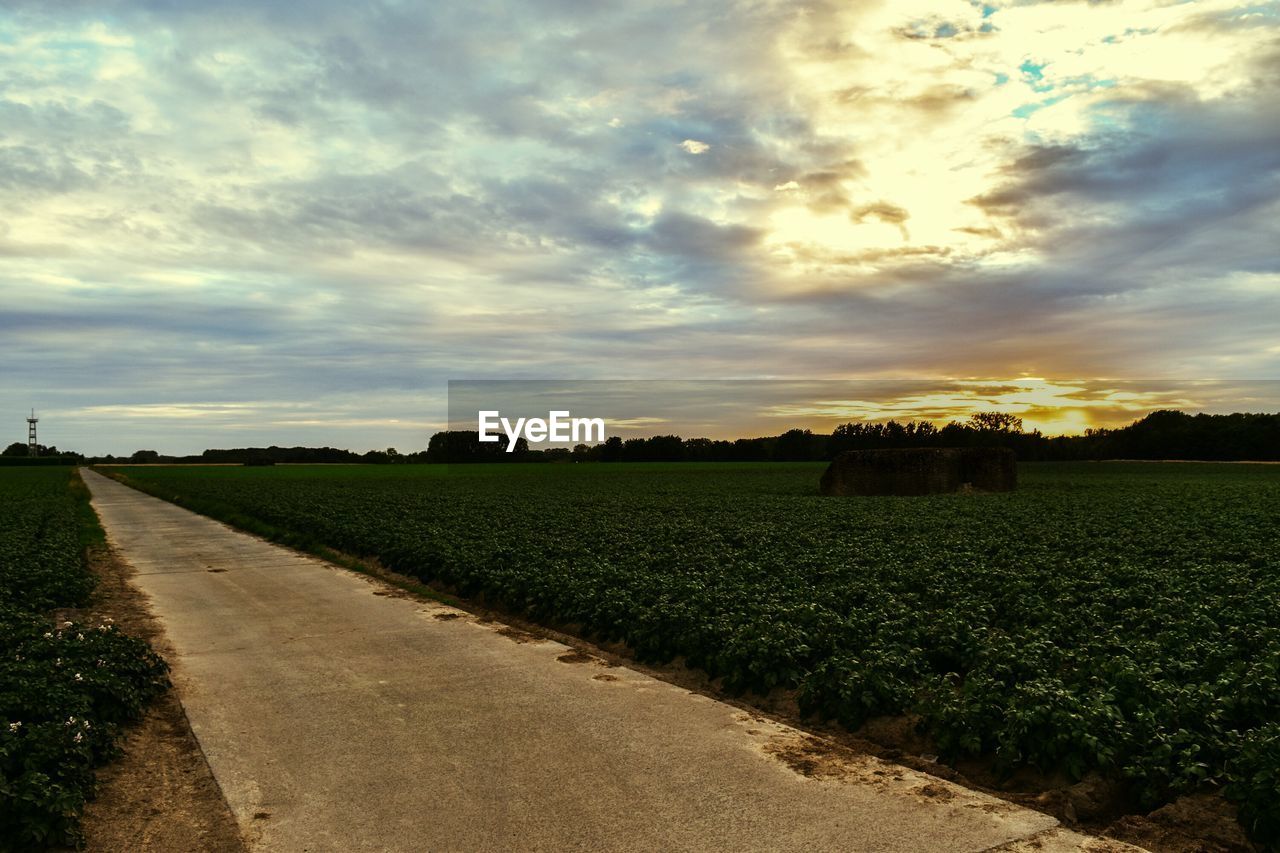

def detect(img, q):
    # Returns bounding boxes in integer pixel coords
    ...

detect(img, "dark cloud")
[967,87,1280,294]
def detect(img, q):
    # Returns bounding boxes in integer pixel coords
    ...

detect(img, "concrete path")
[82,469,1139,853]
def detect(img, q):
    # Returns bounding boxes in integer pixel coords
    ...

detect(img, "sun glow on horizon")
[760,379,1206,437]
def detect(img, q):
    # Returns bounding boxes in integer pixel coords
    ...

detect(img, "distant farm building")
[819,447,1017,496]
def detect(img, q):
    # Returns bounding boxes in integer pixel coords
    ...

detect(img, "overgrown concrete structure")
[819,447,1017,496]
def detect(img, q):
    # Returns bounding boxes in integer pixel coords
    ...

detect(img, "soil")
[556,650,599,664]
[1104,795,1257,853]
[492,624,546,644]
[837,719,1254,851]
[69,543,245,852]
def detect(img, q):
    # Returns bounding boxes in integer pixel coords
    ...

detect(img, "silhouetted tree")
[644,435,685,461]
[773,428,823,461]
[599,436,624,462]
[969,412,1024,433]
[425,430,527,462]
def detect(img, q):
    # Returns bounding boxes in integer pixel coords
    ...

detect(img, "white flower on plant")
[43,632,53,639]
[73,732,84,744]
[74,673,83,682]
[8,722,20,733]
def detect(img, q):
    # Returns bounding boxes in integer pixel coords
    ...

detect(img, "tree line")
[7,409,1277,465]
[0,442,85,466]
[424,409,1280,463]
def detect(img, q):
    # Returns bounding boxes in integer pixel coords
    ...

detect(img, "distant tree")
[883,420,908,445]
[911,421,940,441]
[2,442,27,457]
[682,437,716,462]
[773,428,823,461]
[645,435,685,461]
[33,445,81,459]
[425,430,527,462]
[598,435,624,462]
[87,408,1279,470]
[730,437,772,461]
[968,412,1023,433]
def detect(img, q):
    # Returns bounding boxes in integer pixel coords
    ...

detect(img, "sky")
[448,379,1280,443]
[2,0,1279,454]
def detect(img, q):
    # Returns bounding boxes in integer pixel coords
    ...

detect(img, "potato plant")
[0,468,168,851]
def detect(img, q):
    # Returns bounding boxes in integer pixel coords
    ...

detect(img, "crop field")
[0,468,94,613]
[112,461,1280,840]
[0,468,168,850]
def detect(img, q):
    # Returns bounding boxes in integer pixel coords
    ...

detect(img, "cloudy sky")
[2,0,1278,454]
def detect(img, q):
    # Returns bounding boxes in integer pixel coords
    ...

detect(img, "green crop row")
[0,468,168,851]
[113,461,1280,844]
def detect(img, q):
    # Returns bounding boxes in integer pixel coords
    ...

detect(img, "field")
[0,468,168,850]
[111,461,1280,842]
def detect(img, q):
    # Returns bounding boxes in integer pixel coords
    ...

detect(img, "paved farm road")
[82,469,1134,853]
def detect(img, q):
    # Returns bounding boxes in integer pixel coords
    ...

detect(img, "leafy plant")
[0,469,169,851]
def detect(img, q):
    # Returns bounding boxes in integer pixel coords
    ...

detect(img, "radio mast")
[27,409,38,456]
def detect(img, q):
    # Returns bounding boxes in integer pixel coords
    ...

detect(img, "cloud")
[0,0,1277,453]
